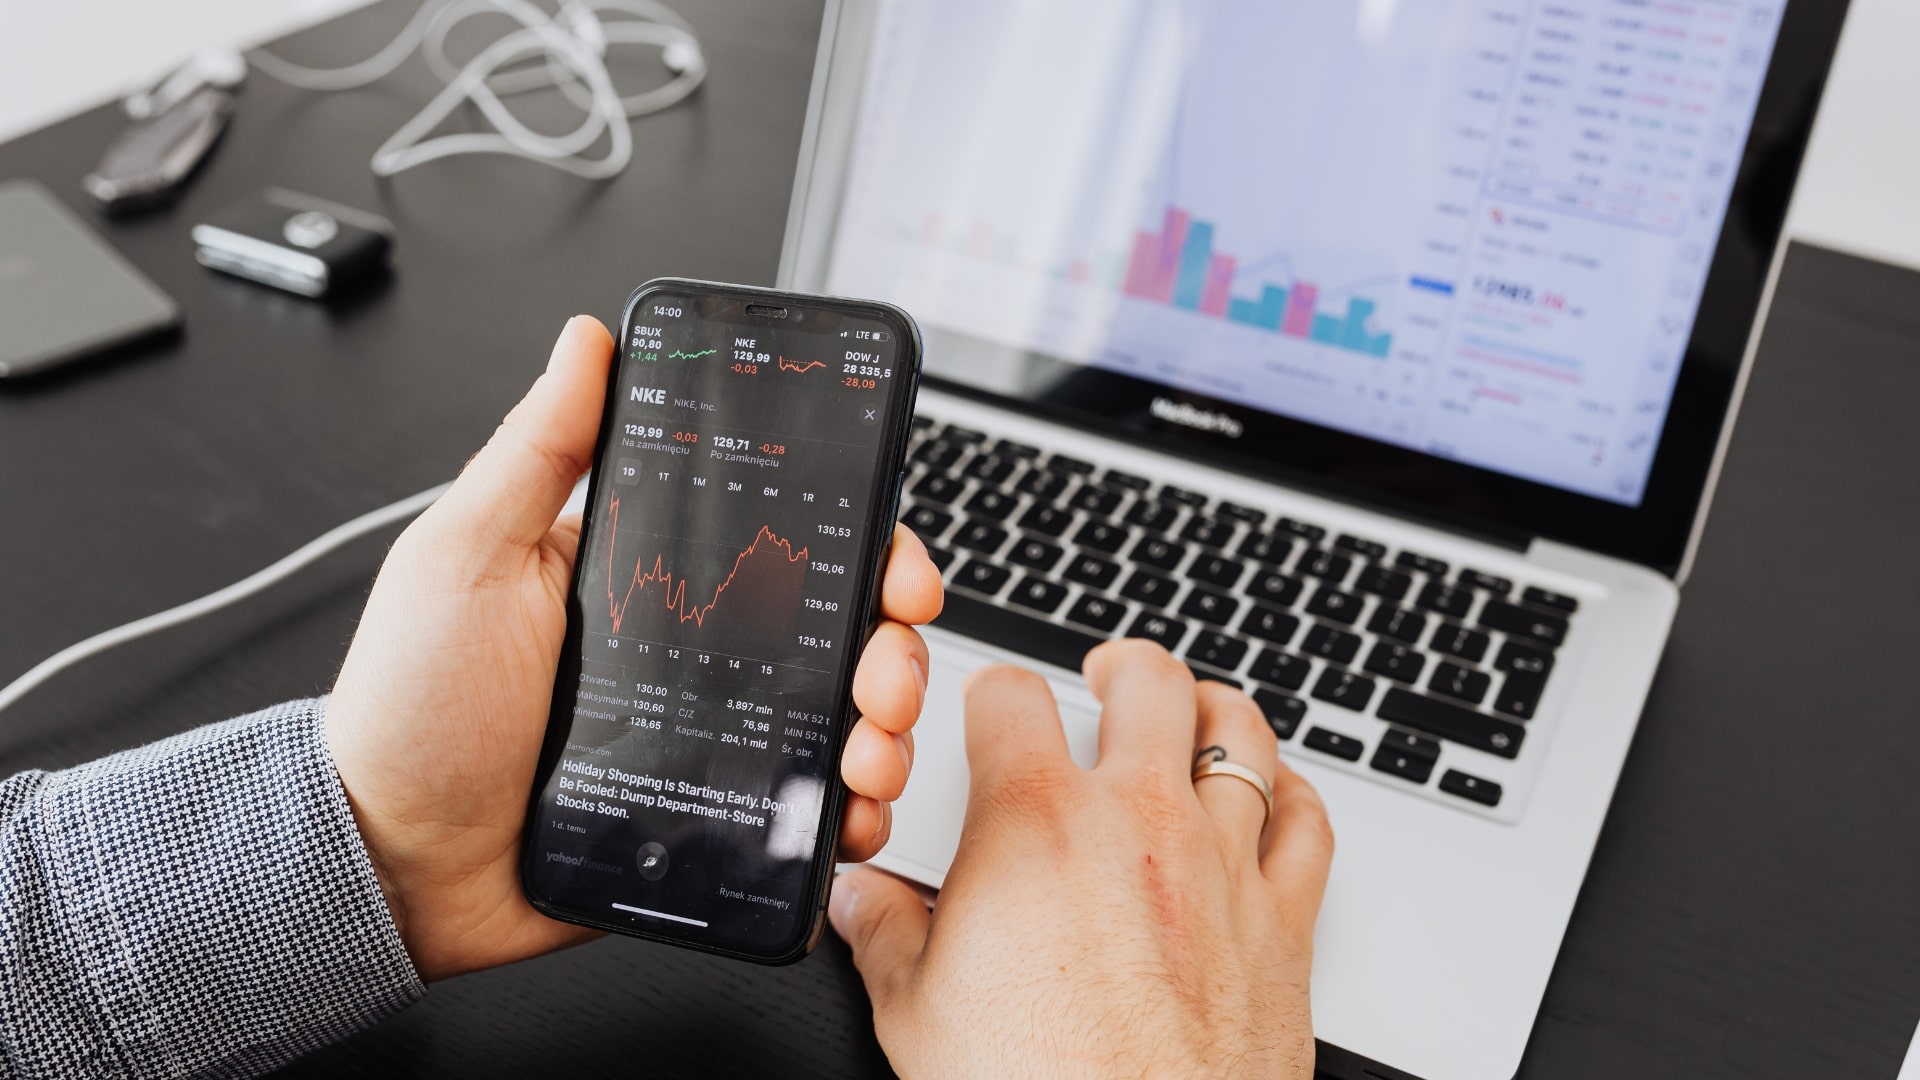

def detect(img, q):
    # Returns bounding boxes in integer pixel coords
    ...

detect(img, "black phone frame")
[519,278,923,965]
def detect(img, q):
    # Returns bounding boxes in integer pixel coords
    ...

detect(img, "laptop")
[778,2,1849,1077]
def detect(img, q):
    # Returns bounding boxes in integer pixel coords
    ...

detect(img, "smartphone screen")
[521,280,920,962]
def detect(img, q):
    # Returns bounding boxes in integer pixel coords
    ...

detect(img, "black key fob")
[190,188,394,298]
[84,87,234,213]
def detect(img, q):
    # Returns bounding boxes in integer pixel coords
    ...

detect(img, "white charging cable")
[248,0,705,179]
[0,483,451,718]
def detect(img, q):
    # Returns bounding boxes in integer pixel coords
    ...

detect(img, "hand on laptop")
[324,316,944,981]
[830,640,1333,1078]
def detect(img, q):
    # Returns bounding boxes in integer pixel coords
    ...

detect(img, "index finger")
[880,524,943,626]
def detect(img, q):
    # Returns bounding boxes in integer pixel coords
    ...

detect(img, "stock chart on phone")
[526,292,907,948]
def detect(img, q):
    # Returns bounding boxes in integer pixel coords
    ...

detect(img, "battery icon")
[872,331,887,341]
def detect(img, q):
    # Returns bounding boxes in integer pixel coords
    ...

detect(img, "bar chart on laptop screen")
[828,0,1785,505]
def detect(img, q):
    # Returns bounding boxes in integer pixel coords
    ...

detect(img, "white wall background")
[1787,0,1920,272]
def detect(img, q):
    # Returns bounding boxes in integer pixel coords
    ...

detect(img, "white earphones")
[248,0,706,180]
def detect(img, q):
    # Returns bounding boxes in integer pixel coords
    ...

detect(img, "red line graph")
[605,497,809,633]
[776,356,826,374]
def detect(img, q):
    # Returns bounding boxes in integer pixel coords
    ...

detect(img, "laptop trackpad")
[870,631,1102,889]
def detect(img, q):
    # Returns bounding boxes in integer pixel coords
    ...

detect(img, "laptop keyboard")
[900,413,1584,814]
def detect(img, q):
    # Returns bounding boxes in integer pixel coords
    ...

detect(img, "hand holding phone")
[323,314,937,981]
[520,281,924,963]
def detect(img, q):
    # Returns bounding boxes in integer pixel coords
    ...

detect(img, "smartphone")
[521,279,922,964]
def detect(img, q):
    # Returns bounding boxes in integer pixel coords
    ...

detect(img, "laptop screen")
[823,0,1787,509]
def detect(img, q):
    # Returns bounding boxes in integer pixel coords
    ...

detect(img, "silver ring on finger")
[1191,745,1273,824]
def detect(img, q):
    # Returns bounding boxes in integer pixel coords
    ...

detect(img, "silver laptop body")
[779,3,1848,1077]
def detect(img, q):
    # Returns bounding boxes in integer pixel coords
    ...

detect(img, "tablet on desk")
[0,180,179,379]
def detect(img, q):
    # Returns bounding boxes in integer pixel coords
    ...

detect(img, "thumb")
[434,315,614,549]
[829,866,930,1006]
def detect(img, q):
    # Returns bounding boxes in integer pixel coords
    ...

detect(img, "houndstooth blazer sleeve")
[0,697,425,1078]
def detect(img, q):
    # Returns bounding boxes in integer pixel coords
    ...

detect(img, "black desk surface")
[2,2,1916,1077]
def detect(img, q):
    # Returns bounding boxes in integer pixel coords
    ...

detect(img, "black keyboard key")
[1074,520,1128,553]
[1063,554,1121,589]
[1129,536,1188,571]
[1458,569,1513,595]
[1101,469,1150,491]
[1298,549,1353,582]
[913,473,966,504]
[1119,570,1179,608]
[953,559,1011,596]
[1069,485,1123,515]
[1301,623,1361,664]
[1370,744,1436,784]
[1065,593,1126,633]
[953,519,1009,554]
[1492,672,1547,720]
[1439,769,1503,807]
[1377,689,1525,758]
[1305,587,1364,625]
[1277,517,1327,543]
[1480,601,1568,648]
[1394,551,1449,577]
[1006,537,1063,572]
[1253,689,1305,739]
[933,591,1106,673]
[964,488,1018,520]
[912,440,962,469]
[1430,661,1492,706]
[1367,605,1427,644]
[942,425,987,444]
[1157,485,1208,508]
[1334,534,1387,561]
[1008,576,1069,614]
[1178,588,1240,626]
[1241,571,1300,607]
[911,415,935,431]
[1125,499,1180,531]
[993,439,1040,459]
[1214,501,1266,525]
[925,544,956,572]
[1379,728,1440,759]
[1017,503,1073,537]
[1303,727,1363,762]
[1185,631,1250,672]
[1362,641,1427,684]
[902,504,954,539]
[1415,581,1473,618]
[1126,611,1189,651]
[1047,454,1095,475]
[1522,586,1579,614]
[1180,516,1236,549]
[1250,649,1310,690]
[965,453,1016,484]
[1067,588,1121,630]
[1238,532,1294,567]
[1188,554,1245,589]
[1430,623,1490,663]
[1240,606,1301,645]
[1494,640,1555,678]
[1354,565,1413,602]
[1017,468,1071,500]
